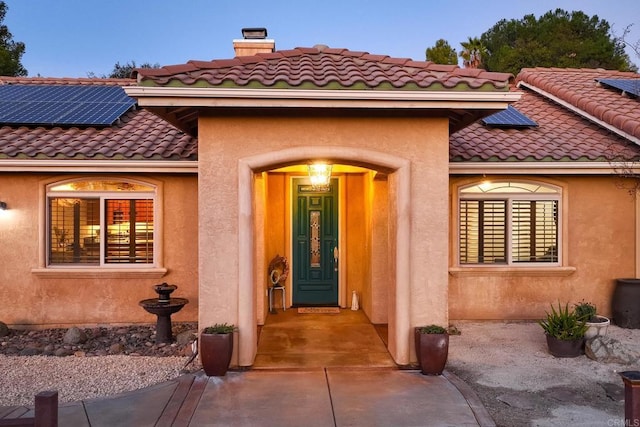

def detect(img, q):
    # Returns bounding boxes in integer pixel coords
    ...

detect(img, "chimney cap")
[241,28,268,39]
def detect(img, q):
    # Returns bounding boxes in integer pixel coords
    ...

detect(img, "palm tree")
[459,37,488,69]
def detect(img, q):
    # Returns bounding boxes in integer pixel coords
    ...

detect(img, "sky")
[3,0,640,78]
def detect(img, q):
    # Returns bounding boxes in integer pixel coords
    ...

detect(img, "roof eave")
[0,159,198,173]
[125,87,521,108]
[450,161,629,175]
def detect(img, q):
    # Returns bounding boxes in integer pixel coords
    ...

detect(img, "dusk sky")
[4,0,639,78]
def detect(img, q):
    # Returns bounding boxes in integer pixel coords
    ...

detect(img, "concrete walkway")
[1,368,495,426]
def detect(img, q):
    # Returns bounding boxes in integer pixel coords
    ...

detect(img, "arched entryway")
[237,146,411,366]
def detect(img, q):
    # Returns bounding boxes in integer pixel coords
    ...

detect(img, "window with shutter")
[459,181,560,266]
[47,179,156,267]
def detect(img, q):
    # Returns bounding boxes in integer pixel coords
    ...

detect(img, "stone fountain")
[139,283,188,343]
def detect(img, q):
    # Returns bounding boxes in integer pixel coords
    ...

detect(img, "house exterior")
[1,36,639,367]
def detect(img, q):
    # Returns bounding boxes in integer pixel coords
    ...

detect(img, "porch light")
[308,163,332,190]
[0,201,6,210]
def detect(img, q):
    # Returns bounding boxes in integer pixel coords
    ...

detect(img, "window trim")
[33,176,166,278]
[451,178,575,277]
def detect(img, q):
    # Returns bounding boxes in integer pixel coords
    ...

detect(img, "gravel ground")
[0,354,192,406]
[0,322,201,407]
[446,321,640,427]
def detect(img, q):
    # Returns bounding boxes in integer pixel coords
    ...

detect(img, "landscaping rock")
[176,330,197,346]
[0,322,197,357]
[109,343,123,354]
[0,321,9,337]
[585,336,639,364]
[19,347,41,356]
[63,327,87,345]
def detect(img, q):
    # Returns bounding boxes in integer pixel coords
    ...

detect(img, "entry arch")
[238,146,411,366]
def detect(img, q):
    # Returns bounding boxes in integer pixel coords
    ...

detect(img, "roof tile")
[0,78,197,161]
[517,68,640,139]
[451,74,640,162]
[135,47,513,91]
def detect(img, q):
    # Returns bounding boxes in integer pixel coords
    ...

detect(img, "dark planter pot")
[414,328,449,375]
[200,332,233,376]
[612,278,640,329]
[545,335,584,358]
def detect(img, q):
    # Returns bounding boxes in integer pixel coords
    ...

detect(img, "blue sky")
[4,0,640,77]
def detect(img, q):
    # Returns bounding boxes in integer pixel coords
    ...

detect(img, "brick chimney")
[233,28,275,56]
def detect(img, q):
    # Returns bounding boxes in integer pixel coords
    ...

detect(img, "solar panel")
[482,105,538,128]
[597,79,640,97]
[0,85,136,126]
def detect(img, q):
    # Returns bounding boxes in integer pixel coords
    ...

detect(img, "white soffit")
[450,161,631,175]
[125,87,521,110]
[0,160,197,173]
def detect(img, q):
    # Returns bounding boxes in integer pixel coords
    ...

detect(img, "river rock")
[0,321,9,337]
[176,330,197,346]
[585,336,639,364]
[63,327,88,345]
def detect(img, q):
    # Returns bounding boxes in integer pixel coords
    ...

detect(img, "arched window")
[47,179,156,267]
[458,180,560,265]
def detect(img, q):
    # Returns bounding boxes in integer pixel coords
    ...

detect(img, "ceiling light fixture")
[308,163,332,191]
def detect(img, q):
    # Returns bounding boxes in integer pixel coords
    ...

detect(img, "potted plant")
[574,301,610,339]
[414,324,449,375]
[200,323,236,376]
[539,303,588,358]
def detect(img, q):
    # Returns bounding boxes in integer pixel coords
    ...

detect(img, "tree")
[480,9,634,75]
[425,39,458,65]
[619,24,639,71]
[0,2,27,76]
[106,60,160,79]
[459,37,488,69]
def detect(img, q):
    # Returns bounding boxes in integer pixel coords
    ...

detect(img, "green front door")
[292,178,339,306]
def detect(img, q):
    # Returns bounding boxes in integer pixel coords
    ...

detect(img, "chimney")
[233,28,275,57]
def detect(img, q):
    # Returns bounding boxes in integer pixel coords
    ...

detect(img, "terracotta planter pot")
[200,332,233,376]
[545,334,584,358]
[414,328,449,375]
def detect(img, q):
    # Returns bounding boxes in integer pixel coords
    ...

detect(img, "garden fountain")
[139,283,189,343]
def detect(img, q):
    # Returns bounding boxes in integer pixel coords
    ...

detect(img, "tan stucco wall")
[0,173,199,327]
[345,174,368,312]
[198,113,451,366]
[448,175,636,320]
[370,175,389,324]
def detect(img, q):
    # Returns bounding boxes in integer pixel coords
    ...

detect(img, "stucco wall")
[0,173,199,327]
[448,175,636,320]
[198,113,451,366]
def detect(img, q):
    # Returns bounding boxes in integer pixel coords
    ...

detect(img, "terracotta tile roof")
[451,86,640,162]
[134,46,513,91]
[0,77,197,161]
[517,68,640,139]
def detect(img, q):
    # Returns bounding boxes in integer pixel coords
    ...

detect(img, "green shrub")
[574,301,597,322]
[539,302,587,341]
[416,324,447,334]
[202,323,236,334]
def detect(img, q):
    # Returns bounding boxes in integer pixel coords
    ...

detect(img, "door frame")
[287,174,347,308]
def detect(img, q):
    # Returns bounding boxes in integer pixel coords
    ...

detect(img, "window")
[47,179,155,266]
[459,181,559,265]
